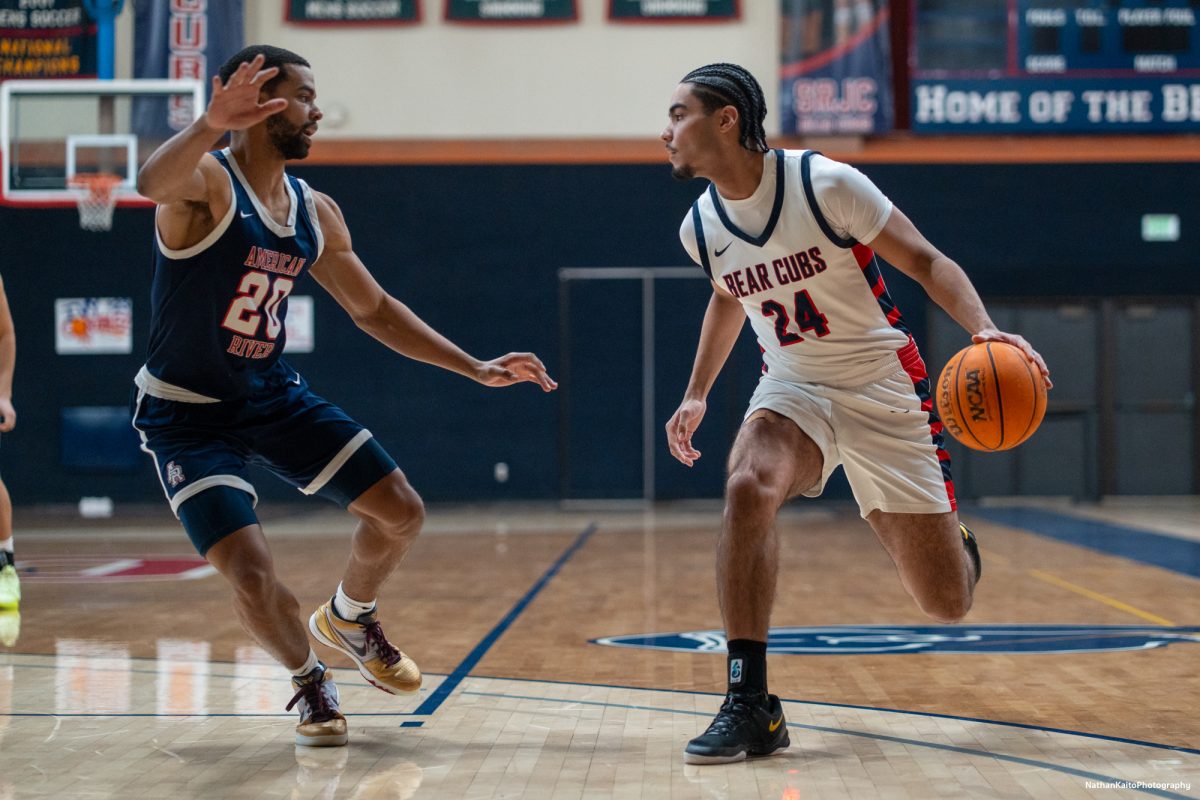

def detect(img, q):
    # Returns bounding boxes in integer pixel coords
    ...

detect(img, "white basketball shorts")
[745,362,956,519]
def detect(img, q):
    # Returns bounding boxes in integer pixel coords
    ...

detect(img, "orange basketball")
[935,341,1047,451]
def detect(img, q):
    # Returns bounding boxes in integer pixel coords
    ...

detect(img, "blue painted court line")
[469,672,1200,756]
[410,522,599,717]
[972,507,1200,579]
[462,689,1196,800]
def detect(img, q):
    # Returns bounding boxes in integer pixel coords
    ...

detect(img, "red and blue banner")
[0,0,97,80]
[133,0,243,134]
[779,0,894,135]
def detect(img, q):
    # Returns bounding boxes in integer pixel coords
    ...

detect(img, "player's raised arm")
[309,192,557,392]
[137,54,287,207]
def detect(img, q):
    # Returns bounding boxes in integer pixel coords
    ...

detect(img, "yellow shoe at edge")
[0,564,20,610]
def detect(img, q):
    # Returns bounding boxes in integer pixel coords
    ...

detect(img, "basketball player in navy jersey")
[132,46,556,747]
[661,64,1051,764]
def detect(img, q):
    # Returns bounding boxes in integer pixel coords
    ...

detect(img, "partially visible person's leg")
[0,476,17,611]
[832,366,976,622]
[867,510,975,623]
[719,410,821,644]
[196,492,347,747]
[309,468,425,696]
[685,408,824,765]
[341,468,424,603]
[204,520,312,669]
[248,387,423,695]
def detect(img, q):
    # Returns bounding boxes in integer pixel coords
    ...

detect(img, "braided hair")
[681,63,769,153]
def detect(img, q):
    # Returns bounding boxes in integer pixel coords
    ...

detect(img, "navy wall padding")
[0,160,1195,504]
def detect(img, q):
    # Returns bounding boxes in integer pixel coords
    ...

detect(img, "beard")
[267,115,310,160]
[670,164,695,181]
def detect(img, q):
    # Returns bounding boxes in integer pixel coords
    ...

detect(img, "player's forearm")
[684,293,745,401]
[0,330,14,397]
[136,114,222,202]
[357,296,482,379]
[921,257,996,336]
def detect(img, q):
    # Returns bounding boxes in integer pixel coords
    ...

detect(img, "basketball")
[935,341,1047,451]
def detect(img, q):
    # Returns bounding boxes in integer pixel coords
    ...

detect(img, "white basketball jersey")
[680,149,912,387]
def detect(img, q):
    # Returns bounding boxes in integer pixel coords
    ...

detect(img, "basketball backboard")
[0,79,205,208]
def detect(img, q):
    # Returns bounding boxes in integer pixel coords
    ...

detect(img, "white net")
[69,174,122,232]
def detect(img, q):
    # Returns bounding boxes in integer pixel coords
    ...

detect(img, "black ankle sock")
[726,639,768,699]
[1,551,12,568]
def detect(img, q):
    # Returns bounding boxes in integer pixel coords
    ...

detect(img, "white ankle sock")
[291,650,320,678]
[334,583,376,621]
[0,538,12,553]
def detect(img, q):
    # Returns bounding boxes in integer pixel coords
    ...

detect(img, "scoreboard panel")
[911,0,1200,131]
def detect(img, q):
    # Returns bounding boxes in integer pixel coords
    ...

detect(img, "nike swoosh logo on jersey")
[240,211,255,218]
[715,242,733,257]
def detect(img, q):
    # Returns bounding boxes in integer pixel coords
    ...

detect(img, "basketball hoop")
[68,173,123,232]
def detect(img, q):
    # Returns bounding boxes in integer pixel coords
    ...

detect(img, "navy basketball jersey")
[140,148,324,401]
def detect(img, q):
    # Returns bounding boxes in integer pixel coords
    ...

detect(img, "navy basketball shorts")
[131,377,397,555]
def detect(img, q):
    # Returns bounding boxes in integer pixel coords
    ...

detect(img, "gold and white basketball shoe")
[287,664,348,747]
[309,599,422,695]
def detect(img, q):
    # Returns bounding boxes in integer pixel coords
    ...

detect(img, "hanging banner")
[55,297,133,355]
[133,0,243,136]
[779,0,893,135]
[446,0,576,24]
[0,0,97,80]
[285,0,420,24]
[608,0,738,23]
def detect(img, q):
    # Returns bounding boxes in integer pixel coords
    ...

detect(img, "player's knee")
[725,468,784,515]
[357,474,425,540]
[919,587,972,623]
[227,561,289,608]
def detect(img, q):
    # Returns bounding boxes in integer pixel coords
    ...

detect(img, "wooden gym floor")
[0,498,1197,798]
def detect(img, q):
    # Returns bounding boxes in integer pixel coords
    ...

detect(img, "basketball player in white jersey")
[662,64,1050,764]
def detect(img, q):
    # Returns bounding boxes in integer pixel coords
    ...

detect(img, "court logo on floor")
[15,555,215,583]
[592,625,1200,655]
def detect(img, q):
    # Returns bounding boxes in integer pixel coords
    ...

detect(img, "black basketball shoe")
[961,523,981,584]
[684,692,790,764]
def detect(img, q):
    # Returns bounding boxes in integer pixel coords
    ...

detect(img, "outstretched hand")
[972,328,1053,389]
[0,397,14,433]
[205,54,288,132]
[475,353,558,391]
[666,398,706,466]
